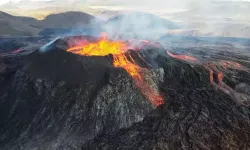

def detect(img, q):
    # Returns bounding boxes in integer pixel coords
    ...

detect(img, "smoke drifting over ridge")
[101,12,180,40]
[34,0,250,50]
[66,0,250,40]
[46,11,181,41]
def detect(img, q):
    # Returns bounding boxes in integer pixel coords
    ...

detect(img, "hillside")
[0,36,250,149]
[0,11,102,36]
[0,11,40,36]
[39,11,101,28]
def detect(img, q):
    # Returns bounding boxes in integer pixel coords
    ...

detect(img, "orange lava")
[217,72,224,83]
[67,37,127,56]
[219,60,242,70]
[206,60,247,85]
[66,34,164,106]
[167,51,197,61]
[205,60,248,100]
[165,50,250,103]
[12,48,23,54]
[209,69,214,84]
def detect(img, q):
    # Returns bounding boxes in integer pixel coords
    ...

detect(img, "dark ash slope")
[0,44,163,150]
[0,38,250,150]
[83,56,250,149]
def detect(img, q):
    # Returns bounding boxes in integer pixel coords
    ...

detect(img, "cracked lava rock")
[0,36,250,150]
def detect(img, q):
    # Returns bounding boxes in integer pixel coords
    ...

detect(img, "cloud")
[0,0,51,5]
[1,0,250,7]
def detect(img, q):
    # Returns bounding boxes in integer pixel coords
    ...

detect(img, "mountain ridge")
[0,11,103,36]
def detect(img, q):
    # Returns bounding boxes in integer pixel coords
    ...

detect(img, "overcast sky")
[1,0,250,6]
[0,0,48,5]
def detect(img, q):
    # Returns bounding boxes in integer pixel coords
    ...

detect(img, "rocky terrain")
[0,35,249,149]
[83,53,250,149]
[0,0,250,149]
[0,37,164,149]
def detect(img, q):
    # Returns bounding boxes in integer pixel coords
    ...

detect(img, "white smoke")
[101,11,180,41]
[38,0,250,50]
[39,36,62,52]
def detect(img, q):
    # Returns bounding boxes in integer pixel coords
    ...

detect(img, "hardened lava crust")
[0,36,250,150]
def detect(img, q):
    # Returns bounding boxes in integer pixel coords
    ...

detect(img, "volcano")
[0,35,250,150]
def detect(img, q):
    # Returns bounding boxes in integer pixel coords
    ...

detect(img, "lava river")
[167,51,250,106]
[66,34,164,106]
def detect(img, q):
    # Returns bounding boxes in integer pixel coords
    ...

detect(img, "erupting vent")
[66,33,164,106]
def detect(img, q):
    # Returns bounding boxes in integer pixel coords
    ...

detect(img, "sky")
[1,0,250,6]
[0,0,49,5]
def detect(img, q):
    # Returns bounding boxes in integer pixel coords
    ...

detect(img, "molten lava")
[66,34,164,106]
[167,51,197,61]
[67,37,127,56]
[166,50,250,104]
[12,48,23,54]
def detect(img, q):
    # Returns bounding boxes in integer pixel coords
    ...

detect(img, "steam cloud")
[40,0,250,51]
[101,12,180,40]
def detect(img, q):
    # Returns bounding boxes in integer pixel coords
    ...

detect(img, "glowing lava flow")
[12,48,23,54]
[167,51,197,61]
[66,35,164,106]
[166,50,250,105]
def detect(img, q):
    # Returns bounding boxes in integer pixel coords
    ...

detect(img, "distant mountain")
[103,12,181,40]
[40,11,102,28]
[106,12,179,28]
[0,11,102,36]
[95,10,124,20]
[38,11,103,36]
[0,11,40,36]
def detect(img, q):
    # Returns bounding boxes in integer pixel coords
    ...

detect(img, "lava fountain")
[66,33,164,106]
